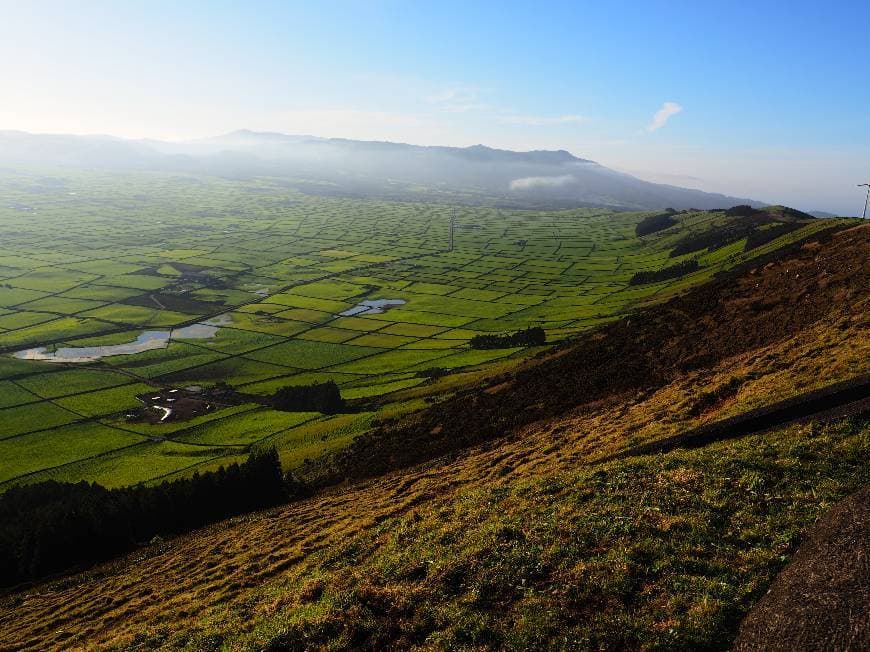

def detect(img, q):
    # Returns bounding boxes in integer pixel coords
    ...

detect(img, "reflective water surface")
[12,315,232,363]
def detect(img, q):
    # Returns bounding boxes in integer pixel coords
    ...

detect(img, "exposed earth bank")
[734,485,870,651]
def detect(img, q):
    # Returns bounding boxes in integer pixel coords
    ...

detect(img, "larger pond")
[12,315,232,363]
[339,299,406,317]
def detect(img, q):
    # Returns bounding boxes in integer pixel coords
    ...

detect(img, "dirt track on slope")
[734,485,870,651]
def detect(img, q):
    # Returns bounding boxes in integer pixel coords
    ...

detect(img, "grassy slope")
[239,419,867,652]
[1,226,868,651]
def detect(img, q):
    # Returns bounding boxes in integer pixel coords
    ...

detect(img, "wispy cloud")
[425,87,476,104]
[499,114,587,126]
[425,86,490,113]
[510,174,575,190]
[646,102,683,132]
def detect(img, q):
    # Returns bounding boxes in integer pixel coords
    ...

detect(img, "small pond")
[12,314,232,363]
[338,299,406,317]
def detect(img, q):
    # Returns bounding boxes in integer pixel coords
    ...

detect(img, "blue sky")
[2,0,869,213]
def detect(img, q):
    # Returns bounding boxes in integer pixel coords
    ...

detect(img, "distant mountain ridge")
[199,130,593,165]
[0,129,764,210]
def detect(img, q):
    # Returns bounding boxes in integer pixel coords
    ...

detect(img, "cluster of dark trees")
[0,448,297,588]
[670,206,812,258]
[744,222,803,251]
[470,326,546,349]
[669,222,756,257]
[635,211,677,236]
[629,259,700,285]
[271,381,345,413]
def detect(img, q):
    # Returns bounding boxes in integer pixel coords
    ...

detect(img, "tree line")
[669,220,756,257]
[0,448,299,588]
[744,222,803,251]
[635,211,677,236]
[470,326,546,350]
[271,380,345,414]
[629,259,700,285]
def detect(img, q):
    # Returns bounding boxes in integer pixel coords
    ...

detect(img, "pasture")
[0,170,831,489]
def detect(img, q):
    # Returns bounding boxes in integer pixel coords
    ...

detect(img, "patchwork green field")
[0,170,840,490]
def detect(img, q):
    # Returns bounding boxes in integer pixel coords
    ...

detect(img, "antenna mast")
[859,183,870,219]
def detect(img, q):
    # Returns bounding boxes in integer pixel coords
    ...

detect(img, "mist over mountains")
[0,129,762,211]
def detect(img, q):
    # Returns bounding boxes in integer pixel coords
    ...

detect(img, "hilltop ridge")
[211,131,591,164]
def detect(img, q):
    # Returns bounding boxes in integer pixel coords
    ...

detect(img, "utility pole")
[449,207,455,251]
[859,183,870,219]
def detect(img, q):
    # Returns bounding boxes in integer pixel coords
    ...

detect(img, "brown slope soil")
[733,485,870,652]
[0,225,867,651]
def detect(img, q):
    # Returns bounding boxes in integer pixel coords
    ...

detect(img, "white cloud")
[646,102,683,132]
[510,174,576,191]
[499,114,588,126]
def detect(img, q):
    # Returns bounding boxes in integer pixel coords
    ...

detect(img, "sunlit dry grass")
[1,295,866,650]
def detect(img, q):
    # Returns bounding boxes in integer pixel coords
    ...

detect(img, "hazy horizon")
[3,1,869,214]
